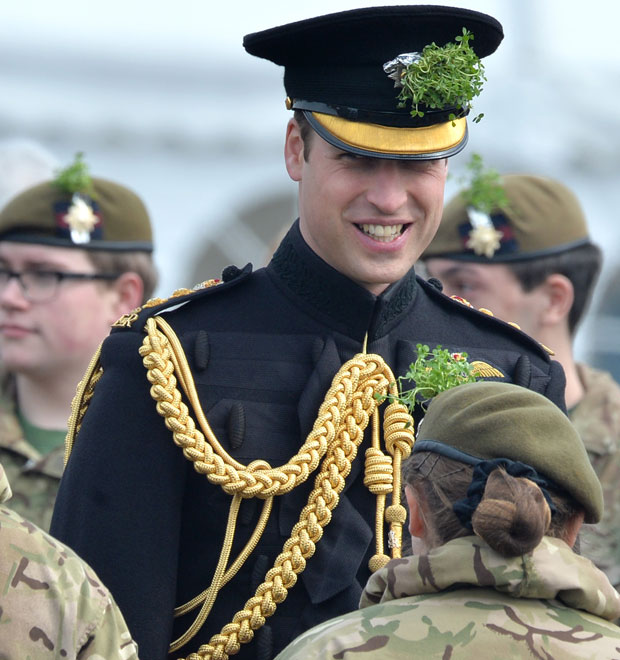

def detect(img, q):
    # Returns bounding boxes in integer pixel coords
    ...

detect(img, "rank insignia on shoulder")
[470,361,504,378]
[450,295,473,307]
[112,310,140,328]
[111,279,223,329]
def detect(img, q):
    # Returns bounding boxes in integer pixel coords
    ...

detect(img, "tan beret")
[0,177,152,252]
[414,381,603,523]
[423,174,590,261]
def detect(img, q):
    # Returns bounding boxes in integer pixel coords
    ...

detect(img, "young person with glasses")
[0,153,157,530]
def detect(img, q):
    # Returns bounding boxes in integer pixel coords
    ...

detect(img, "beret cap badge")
[457,153,511,258]
[64,194,99,244]
[465,207,504,258]
[53,152,101,245]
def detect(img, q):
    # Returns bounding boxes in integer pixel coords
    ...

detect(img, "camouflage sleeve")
[0,503,138,659]
[79,598,139,660]
[570,365,620,592]
[579,450,620,592]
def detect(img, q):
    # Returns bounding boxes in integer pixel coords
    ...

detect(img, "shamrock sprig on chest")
[379,343,480,415]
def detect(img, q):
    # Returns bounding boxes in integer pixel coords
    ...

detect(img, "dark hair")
[403,452,581,557]
[507,243,602,335]
[293,110,314,161]
[85,250,158,303]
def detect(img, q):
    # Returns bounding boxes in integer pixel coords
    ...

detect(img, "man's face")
[424,258,548,335]
[285,120,448,295]
[0,242,123,378]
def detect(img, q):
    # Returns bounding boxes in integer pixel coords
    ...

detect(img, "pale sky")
[3,0,618,70]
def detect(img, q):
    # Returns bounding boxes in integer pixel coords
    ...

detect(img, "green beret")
[414,381,603,523]
[244,6,503,160]
[0,168,152,252]
[423,174,590,261]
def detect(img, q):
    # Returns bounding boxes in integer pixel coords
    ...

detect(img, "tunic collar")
[267,220,418,342]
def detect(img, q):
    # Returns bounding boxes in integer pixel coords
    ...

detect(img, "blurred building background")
[1,0,619,373]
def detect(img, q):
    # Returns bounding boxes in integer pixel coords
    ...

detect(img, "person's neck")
[536,326,583,410]
[15,369,82,430]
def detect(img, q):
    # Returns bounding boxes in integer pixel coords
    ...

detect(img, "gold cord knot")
[385,504,407,524]
[368,553,391,572]
[383,401,415,459]
[363,447,393,494]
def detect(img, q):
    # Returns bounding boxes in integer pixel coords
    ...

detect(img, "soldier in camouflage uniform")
[0,154,157,530]
[422,173,620,591]
[276,382,620,659]
[0,458,140,658]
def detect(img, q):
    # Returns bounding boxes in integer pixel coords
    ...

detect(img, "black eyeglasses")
[0,267,121,302]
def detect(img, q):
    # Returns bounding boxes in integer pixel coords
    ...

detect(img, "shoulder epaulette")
[418,278,555,359]
[447,293,555,356]
[450,296,555,355]
[110,263,253,331]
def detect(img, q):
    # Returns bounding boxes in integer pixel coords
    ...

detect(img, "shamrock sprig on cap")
[459,153,509,214]
[396,28,486,123]
[53,152,97,198]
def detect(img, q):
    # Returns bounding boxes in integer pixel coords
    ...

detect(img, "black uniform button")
[194,330,209,371]
[513,355,532,388]
[228,402,246,449]
[427,277,443,291]
[222,265,242,282]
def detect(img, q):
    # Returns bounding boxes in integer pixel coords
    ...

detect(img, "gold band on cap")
[312,112,467,156]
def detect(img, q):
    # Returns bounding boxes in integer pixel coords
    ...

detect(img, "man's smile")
[356,223,407,243]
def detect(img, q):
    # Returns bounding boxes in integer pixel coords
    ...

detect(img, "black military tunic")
[51,221,565,660]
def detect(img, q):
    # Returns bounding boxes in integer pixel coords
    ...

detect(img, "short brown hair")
[86,250,158,303]
[506,243,602,335]
[294,110,314,161]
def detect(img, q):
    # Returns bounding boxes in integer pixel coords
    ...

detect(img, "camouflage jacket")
[275,536,620,659]
[0,373,64,531]
[571,363,620,590]
[0,461,140,659]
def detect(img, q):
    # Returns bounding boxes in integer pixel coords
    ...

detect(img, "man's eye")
[445,281,472,296]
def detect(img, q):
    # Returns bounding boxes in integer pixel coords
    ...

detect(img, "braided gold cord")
[141,317,337,499]
[139,317,415,660]
[64,343,104,465]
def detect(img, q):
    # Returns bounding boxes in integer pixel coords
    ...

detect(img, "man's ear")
[540,273,574,327]
[284,118,305,182]
[110,272,144,320]
[405,485,426,538]
[562,510,584,549]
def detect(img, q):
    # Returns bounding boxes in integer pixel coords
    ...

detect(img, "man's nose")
[365,163,409,214]
[0,274,30,308]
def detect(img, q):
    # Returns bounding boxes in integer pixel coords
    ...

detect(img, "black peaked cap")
[244,5,503,115]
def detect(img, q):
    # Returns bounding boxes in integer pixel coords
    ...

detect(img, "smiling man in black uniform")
[51,6,566,660]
